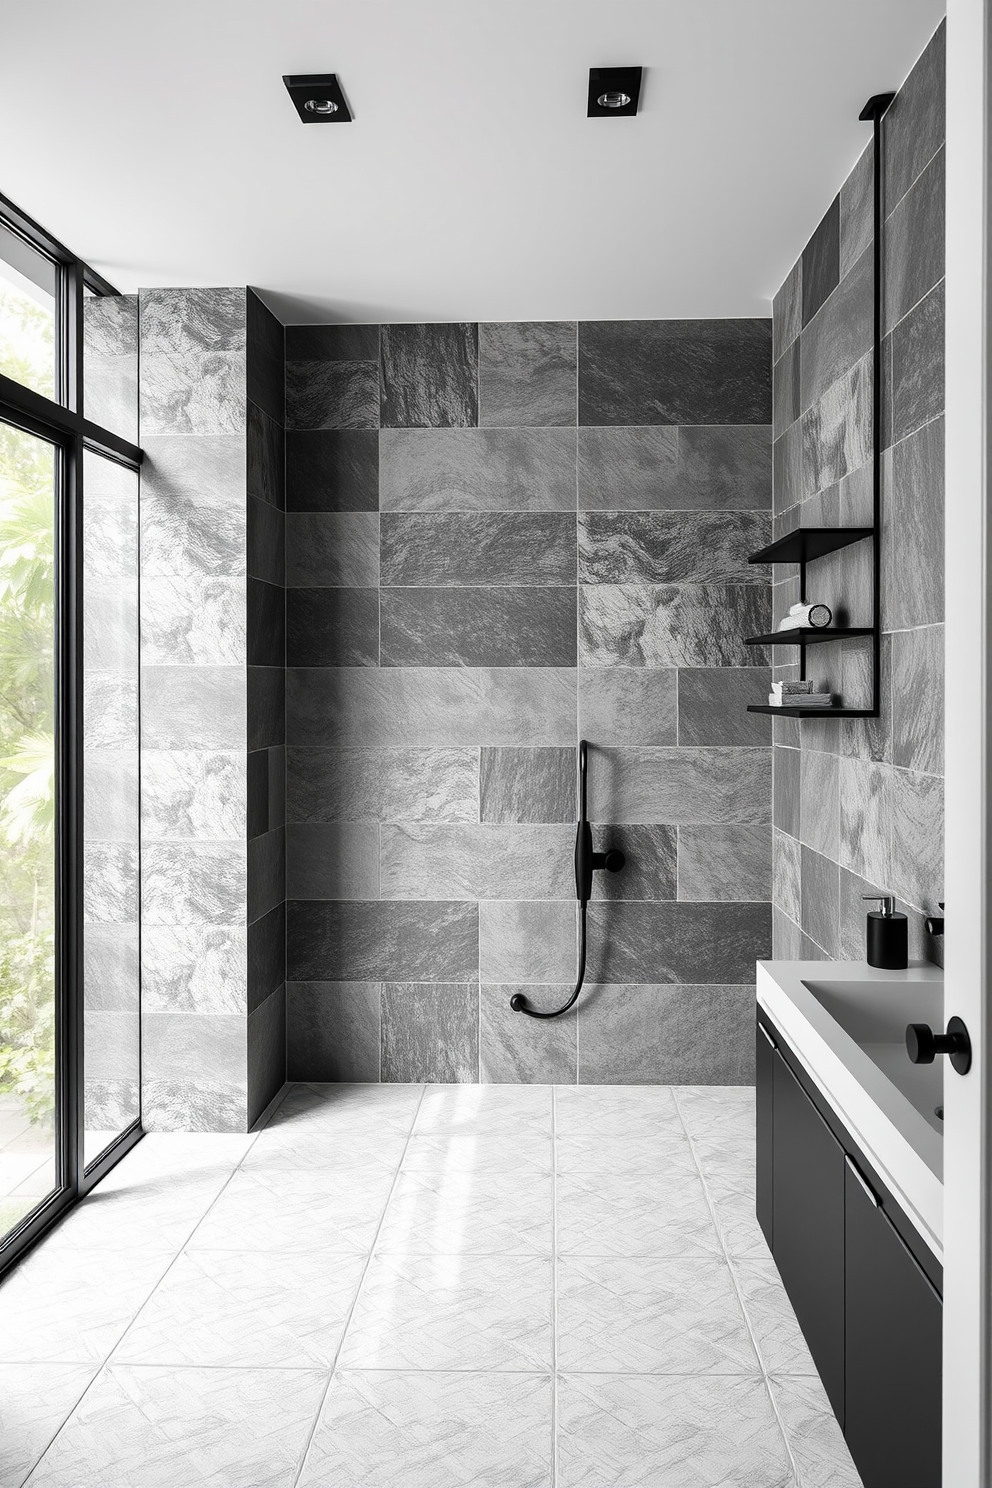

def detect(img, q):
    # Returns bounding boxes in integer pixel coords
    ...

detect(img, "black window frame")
[0,190,143,1282]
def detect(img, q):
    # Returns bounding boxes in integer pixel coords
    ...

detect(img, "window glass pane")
[82,452,139,1167]
[84,294,137,444]
[0,224,57,402]
[0,420,58,1239]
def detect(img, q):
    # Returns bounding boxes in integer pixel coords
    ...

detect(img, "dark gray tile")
[578,510,769,584]
[247,987,286,1127]
[247,290,285,424]
[248,577,284,668]
[883,20,945,212]
[269,745,286,831]
[287,746,478,823]
[773,340,800,440]
[800,352,872,498]
[286,325,379,360]
[590,824,677,901]
[142,667,246,750]
[380,427,576,512]
[892,626,943,775]
[248,749,269,840]
[287,588,379,667]
[677,825,772,902]
[841,633,892,763]
[579,584,771,668]
[889,769,943,911]
[799,750,839,859]
[800,846,840,956]
[380,587,576,667]
[838,757,890,887]
[840,139,873,280]
[578,669,677,746]
[286,360,379,430]
[287,900,480,982]
[479,985,577,1083]
[772,828,801,921]
[890,282,944,446]
[586,901,771,984]
[578,426,771,512]
[772,420,804,516]
[801,197,840,327]
[577,984,755,1084]
[381,984,479,1082]
[772,904,804,959]
[677,669,772,747]
[884,146,944,334]
[379,823,573,900]
[888,415,943,629]
[772,260,802,363]
[578,319,772,426]
[247,495,285,586]
[248,827,285,925]
[248,666,285,752]
[773,746,801,838]
[286,430,379,512]
[478,321,576,426]
[587,746,771,825]
[286,667,575,747]
[286,822,379,899]
[381,512,575,586]
[247,402,285,509]
[480,900,577,983]
[287,982,380,1081]
[380,323,478,428]
[799,244,872,414]
[481,747,575,824]
[248,903,285,1013]
[286,512,379,587]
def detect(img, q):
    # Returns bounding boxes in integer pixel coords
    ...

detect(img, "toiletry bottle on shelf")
[863,895,908,969]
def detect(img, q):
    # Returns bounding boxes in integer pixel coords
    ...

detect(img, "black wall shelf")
[747,704,875,718]
[748,528,874,566]
[746,627,874,648]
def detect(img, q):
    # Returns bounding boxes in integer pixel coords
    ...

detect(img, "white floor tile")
[770,1377,864,1487]
[415,1083,553,1136]
[555,1085,681,1139]
[0,1363,95,1488]
[402,1128,553,1174]
[187,1167,394,1253]
[0,1248,174,1364]
[733,1258,818,1375]
[375,1166,553,1255]
[555,1132,697,1177]
[39,1170,230,1253]
[557,1170,723,1257]
[242,1129,409,1173]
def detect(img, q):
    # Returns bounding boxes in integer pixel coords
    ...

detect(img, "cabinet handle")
[758,1022,777,1050]
[845,1154,880,1207]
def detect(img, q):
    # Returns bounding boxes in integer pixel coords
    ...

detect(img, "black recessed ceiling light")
[283,73,353,123]
[587,66,642,118]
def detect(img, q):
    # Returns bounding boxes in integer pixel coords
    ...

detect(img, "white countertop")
[757,958,944,1261]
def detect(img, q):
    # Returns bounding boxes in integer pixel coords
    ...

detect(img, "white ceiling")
[0,0,945,323]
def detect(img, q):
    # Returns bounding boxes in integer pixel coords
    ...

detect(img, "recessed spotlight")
[283,73,353,123]
[587,67,642,118]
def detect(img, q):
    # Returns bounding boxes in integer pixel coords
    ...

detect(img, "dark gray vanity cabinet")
[756,1012,942,1488]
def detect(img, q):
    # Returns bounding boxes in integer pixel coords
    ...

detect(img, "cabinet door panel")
[772,1049,846,1422]
[845,1164,942,1488]
[755,1018,774,1249]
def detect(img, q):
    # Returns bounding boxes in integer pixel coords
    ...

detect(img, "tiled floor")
[0,1083,864,1487]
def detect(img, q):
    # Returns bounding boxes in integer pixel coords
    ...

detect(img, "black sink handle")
[906,1016,972,1076]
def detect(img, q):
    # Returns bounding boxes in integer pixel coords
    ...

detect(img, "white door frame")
[944,2,991,1482]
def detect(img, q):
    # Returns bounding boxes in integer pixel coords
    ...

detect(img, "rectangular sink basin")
[802,979,944,1134]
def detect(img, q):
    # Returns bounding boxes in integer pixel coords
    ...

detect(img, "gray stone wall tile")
[586,901,771,984]
[286,588,378,669]
[287,430,379,511]
[143,841,247,925]
[772,828,801,921]
[799,750,839,859]
[286,512,379,587]
[83,843,139,924]
[677,668,772,746]
[247,291,285,424]
[380,427,576,512]
[577,985,755,1084]
[142,667,247,750]
[480,900,577,983]
[772,419,804,516]
[889,769,944,911]
[892,627,943,775]
[248,827,285,924]
[247,986,286,1127]
[801,197,840,327]
[579,584,771,668]
[142,750,246,841]
[140,351,246,436]
[142,1011,246,1086]
[85,924,140,1013]
[287,746,479,823]
[142,926,247,1014]
[840,633,892,763]
[380,324,478,428]
[479,321,576,426]
[589,824,677,901]
[838,757,890,888]
[884,146,944,334]
[840,140,873,280]
[84,752,139,844]
[141,288,246,356]
[677,825,772,902]
[381,984,479,1082]
[248,903,285,1013]
[248,666,285,752]
[287,983,381,1081]
[141,577,245,666]
[248,495,285,586]
[889,283,944,446]
[287,900,480,982]
[480,986,577,1083]
[578,511,770,585]
[578,669,677,746]
[773,746,801,838]
[578,426,772,513]
[772,905,804,959]
[381,587,576,668]
[800,846,840,956]
[286,822,379,900]
[772,342,799,441]
[800,353,872,499]
[587,746,771,825]
[286,325,379,360]
[286,361,378,430]
[380,823,574,900]
[481,747,576,824]
[772,261,802,363]
[381,512,575,586]
[888,415,943,629]
[882,19,945,212]
[798,246,872,415]
[246,403,285,509]
[141,1081,247,1133]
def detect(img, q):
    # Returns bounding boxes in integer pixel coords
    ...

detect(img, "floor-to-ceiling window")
[0,193,141,1276]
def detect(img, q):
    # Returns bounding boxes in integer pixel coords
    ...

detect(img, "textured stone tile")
[380,984,479,1082]
[773,338,800,440]
[889,768,943,911]
[86,923,140,1012]
[287,745,478,823]
[286,428,379,511]
[841,139,873,280]
[380,823,573,900]
[142,842,245,925]
[578,320,772,426]
[479,320,576,426]
[773,259,802,362]
[247,826,284,924]
[801,845,840,956]
[142,926,246,1015]
[286,822,378,899]
[286,510,379,587]
[772,417,804,516]
[578,425,771,512]
[380,426,576,511]
[579,584,771,668]
[481,746,575,823]
[381,586,576,667]
[800,749,839,858]
[247,494,284,585]
[287,586,379,666]
[590,824,677,901]
[885,145,944,334]
[479,985,577,1082]
[841,632,892,763]
[0,1362,96,1488]
[772,904,804,958]
[287,324,379,360]
[286,667,576,746]
[480,900,577,983]
[286,359,378,431]
[800,351,872,498]
[248,903,284,1012]
[142,1012,245,1092]
[888,415,943,629]
[142,1080,247,1133]
[247,666,285,752]
[247,986,285,1126]
[141,287,245,355]
[883,18,945,212]
[772,827,801,922]
[578,510,769,584]
[287,900,479,982]
[246,400,284,510]
[587,746,771,825]
[586,901,771,984]
[381,511,574,586]
[84,750,139,844]
[677,825,772,902]
[246,290,284,421]
[802,196,840,327]
[769,1376,863,1488]
[839,757,890,887]
[892,625,943,775]
[286,982,380,1081]
[139,435,246,573]
[246,576,284,668]
[677,668,772,746]
[799,242,872,414]
[578,668,677,745]
[83,842,138,924]
[890,281,944,446]
[577,985,756,1083]
[380,323,478,428]
[140,350,246,437]
[141,749,245,841]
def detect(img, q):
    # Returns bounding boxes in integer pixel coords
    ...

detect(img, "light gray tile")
[381,426,576,509]
[286,821,379,899]
[892,625,943,775]
[142,841,246,925]
[577,985,756,1083]
[0,1362,95,1488]
[140,350,246,437]
[839,756,890,887]
[590,823,677,901]
[888,415,944,629]
[287,746,479,822]
[286,511,379,587]
[773,258,802,361]
[773,745,801,837]
[799,244,873,415]
[83,843,138,924]
[480,900,577,983]
[288,900,479,984]
[579,668,677,745]
[587,746,772,825]
[772,827,801,921]
[0,1248,173,1364]
[677,668,772,746]
[140,577,245,665]
[677,825,772,901]
[141,750,246,841]
[801,845,840,955]
[376,1165,552,1255]
[579,584,771,667]
[769,1376,863,1488]
[579,510,770,584]
[381,586,576,667]
[800,352,872,499]
[141,667,246,750]
[479,984,577,1083]
[142,1012,246,1087]
[381,512,575,586]
[287,982,380,1081]
[481,746,575,823]
[889,768,943,911]
[889,282,944,447]
[800,749,839,858]
[85,924,140,1013]
[140,287,246,355]
[586,901,771,985]
[83,751,139,843]
[479,319,576,426]
[557,1168,720,1257]
[380,823,573,900]
[142,926,247,1014]
[884,145,944,335]
[772,904,804,957]
[141,1080,247,1132]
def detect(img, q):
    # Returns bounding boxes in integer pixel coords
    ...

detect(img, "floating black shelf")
[745,627,874,648]
[747,705,877,718]
[748,527,874,566]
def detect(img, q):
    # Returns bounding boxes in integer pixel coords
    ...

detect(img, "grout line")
[551,1085,559,1486]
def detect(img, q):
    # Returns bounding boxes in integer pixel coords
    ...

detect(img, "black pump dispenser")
[863,894,908,969]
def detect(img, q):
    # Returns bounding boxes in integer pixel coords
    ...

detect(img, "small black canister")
[863,894,908,969]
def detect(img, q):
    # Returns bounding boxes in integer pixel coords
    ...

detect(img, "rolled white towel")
[779,602,832,629]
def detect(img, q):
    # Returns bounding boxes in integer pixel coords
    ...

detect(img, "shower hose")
[509,741,623,1019]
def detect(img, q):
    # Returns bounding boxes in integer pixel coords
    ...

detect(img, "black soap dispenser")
[863,894,908,969]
